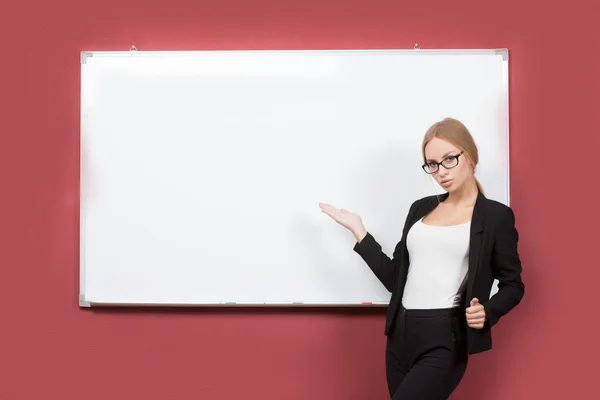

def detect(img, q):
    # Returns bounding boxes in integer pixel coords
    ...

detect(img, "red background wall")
[1,0,599,399]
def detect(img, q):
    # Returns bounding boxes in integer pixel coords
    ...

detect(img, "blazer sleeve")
[352,201,418,292]
[485,206,525,327]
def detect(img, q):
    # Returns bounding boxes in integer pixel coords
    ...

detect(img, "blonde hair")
[422,117,484,194]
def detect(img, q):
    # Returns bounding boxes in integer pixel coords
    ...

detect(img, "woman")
[319,118,524,399]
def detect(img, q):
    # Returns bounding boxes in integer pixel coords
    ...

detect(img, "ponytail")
[475,177,485,195]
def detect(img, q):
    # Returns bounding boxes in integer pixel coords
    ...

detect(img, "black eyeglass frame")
[422,151,464,174]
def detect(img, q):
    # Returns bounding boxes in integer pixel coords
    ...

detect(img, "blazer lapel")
[466,192,485,299]
[398,194,443,266]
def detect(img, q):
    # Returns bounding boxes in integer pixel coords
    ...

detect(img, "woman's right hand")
[319,203,368,243]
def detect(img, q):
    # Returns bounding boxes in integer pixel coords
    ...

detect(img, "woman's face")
[423,138,473,193]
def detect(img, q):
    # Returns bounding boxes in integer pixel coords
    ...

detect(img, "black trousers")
[386,306,469,399]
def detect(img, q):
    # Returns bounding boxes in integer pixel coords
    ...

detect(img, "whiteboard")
[79,49,509,307]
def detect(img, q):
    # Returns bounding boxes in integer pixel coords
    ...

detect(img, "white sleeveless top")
[401,217,470,309]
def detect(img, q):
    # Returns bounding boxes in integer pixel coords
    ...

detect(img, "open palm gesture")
[319,203,367,242]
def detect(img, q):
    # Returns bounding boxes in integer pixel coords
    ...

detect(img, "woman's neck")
[445,178,479,207]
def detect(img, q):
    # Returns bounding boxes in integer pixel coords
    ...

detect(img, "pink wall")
[2,0,598,398]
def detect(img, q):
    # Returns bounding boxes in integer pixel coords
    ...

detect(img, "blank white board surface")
[79,49,509,307]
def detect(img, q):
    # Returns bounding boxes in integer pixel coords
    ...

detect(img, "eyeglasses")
[422,151,464,174]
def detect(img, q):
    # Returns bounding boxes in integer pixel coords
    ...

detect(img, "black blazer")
[353,191,525,354]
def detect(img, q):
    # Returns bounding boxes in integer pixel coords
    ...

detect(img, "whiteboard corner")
[495,48,509,61]
[79,294,91,307]
[81,52,93,64]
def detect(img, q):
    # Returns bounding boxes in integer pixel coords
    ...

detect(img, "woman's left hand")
[466,298,487,329]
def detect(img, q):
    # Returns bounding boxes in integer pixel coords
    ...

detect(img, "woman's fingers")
[319,202,337,215]
[319,203,349,224]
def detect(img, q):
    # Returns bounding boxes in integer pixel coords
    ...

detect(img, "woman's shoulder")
[480,196,513,213]
[408,194,441,210]
[410,192,448,209]
[479,195,517,225]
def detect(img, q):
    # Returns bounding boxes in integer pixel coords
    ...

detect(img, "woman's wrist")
[352,226,368,243]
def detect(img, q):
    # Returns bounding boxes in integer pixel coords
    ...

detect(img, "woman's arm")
[320,199,419,293]
[353,231,406,292]
[352,200,419,292]
[484,206,525,327]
